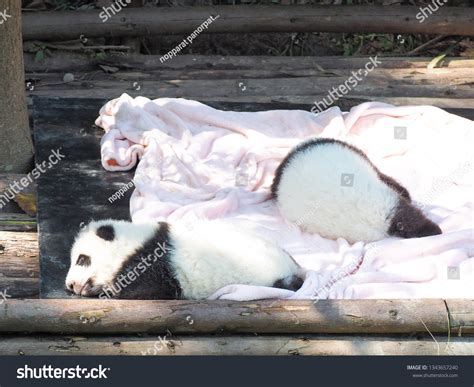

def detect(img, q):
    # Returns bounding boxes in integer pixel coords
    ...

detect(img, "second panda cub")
[272,138,442,243]
[65,219,304,299]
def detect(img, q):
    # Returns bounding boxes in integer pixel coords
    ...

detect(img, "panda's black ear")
[96,225,115,241]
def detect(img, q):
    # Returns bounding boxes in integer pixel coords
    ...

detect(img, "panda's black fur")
[109,222,182,299]
[66,219,305,300]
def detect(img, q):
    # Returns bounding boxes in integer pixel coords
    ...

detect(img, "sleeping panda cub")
[65,219,304,299]
[271,138,442,243]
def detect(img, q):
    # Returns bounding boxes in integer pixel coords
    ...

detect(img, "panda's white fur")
[272,138,442,243]
[168,221,302,299]
[65,219,303,300]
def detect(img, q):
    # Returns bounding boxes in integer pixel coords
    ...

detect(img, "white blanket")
[96,94,474,300]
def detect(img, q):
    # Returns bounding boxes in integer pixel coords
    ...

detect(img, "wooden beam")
[22,6,474,41]
[0,299,472,334]
[0,232,38,277]
[447,299,474,335]
[22,54,474,118]
[26,67,474,84]
[23,53,474,73]
[0,231,39,298]
[0,214,37,231]
[1,334,472,356]
[28,78,474,99]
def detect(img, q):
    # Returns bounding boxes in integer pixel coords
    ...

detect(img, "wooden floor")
[25,53,474,119]
[1,53,473,355]
[33,97,133,298]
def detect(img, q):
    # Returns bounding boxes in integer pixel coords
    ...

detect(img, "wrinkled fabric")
[96,94,474,300]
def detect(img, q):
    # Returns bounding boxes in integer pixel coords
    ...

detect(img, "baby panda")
[65,219,304,300]
[271,138,442,243]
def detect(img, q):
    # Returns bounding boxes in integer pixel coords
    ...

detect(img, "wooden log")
[22,6,474,41]
[23,53,474,73]
[0,231,39,298]
[23,53,474,118]
[26,67,474,85]
[0,232,38,277]
[84,55,474,71]
[0,214,37,232]
[447,299,474,335]
[0,334,472,356]
[27,79,474,100]
[0,299,472,334]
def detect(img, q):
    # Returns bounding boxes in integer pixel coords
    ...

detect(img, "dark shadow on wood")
[34,97,133,298]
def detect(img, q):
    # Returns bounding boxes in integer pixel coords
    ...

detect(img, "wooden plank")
[70,55,474,71]
[25,55,474,121]
[0,232,38,278]
[33,97,133,298]
[0,279,38,300]
[28,81,474,110]
[1,299,472,334]
[22,6,474,41]
[24,53,474,73]
[28,92,474,120]
[0,334,472,356]
[0,231,39,298]
[0,214,36,231]
[26,67,474,84]
[28,77,474,99]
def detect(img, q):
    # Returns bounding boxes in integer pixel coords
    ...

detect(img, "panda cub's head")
[65,219,156,297]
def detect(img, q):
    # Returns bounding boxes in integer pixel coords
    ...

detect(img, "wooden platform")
[25,54,474,119]
[1,53,473,355]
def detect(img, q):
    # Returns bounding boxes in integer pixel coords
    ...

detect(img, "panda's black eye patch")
[76,254,91,267]
[96,225,115,241]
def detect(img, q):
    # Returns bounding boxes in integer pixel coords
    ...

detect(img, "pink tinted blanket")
[96,93,474,300]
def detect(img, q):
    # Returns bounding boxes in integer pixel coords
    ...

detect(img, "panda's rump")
[169,221,300,299]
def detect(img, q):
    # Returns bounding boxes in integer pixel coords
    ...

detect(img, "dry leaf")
[13,193,37,216]
[427,54,446,69]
